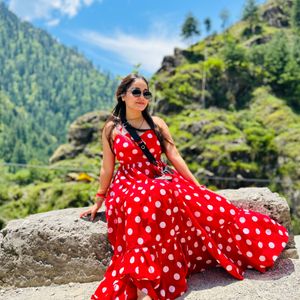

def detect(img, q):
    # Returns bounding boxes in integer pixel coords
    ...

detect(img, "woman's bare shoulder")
[152,115,168,128]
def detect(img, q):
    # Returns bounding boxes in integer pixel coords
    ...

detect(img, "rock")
[261,1,293,28]
[49,110,110,164]
[0,187,297,289]
[0,206,112,288]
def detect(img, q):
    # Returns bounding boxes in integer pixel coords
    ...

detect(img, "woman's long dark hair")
[101,73,174,154]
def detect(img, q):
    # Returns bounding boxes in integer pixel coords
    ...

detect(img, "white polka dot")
[132,149,138,154]
[207,216,213,221]
[145,226,151,233]
[135,216,141,223]
[130,256,135,263]
[265,229,272,235]
[185,195,191,200]
[169,285,175,293]
[226,265,232,271]
[219,219,225,225]
[155,201,161,208]
[148,266,155,273]
[160,289,166,297]
[156,234,161,241]
[235,234,241,241]
[123,142,129,148]
[174,273,180,280]
[119,152,124,157]
[163,266,169,272]
[168,254,174,260]
[102,287,107,293]
[143,206,149,213]
[258,241,263,248]
[134,196,140,202]
[282,242,287,248]
[246,251,253,257]
[272,255,278,261]
[243,228,250,234]
[160,189,166,195]
[166,209,172,216]
[207,205,213,210]
[127,228,133,235]
[220,206,225,212]
[108,227,113,233]
[117,245,122,252]
[114,284,119,291]
[268,242,275,248]
[194,211,201,217]
[135,266,139,274]
[160,222,166,228]
[252,216,258,222]
[138,238,144,245]
[239,217,246,223]
[259,255,266,261]
[230,209,236,215]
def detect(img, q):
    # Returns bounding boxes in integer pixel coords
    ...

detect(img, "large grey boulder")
[0,187,297,288]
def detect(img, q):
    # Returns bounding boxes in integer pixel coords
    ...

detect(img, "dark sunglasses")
[129,87,152,100]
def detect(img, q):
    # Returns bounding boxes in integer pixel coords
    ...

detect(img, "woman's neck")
[125,108,143,120]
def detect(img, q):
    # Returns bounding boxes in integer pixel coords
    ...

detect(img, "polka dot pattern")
[90,123,290,300]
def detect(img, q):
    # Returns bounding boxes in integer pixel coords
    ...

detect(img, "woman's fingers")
[79,209,91,218]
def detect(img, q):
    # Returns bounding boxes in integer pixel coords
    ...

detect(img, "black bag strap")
[120,115,158,166]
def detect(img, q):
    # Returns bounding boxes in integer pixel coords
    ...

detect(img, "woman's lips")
[136,102,145,105]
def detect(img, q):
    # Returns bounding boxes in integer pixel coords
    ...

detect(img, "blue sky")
[5,0,266,78]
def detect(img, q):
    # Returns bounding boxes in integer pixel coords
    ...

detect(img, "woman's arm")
[153,116,201,186]
[95,121,116,204]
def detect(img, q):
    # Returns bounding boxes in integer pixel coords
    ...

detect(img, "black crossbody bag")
[120,117,174,181]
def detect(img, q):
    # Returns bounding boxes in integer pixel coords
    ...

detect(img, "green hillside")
[1,0,300,234]
[0,2,118,164]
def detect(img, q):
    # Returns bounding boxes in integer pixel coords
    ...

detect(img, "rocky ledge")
[0,187,298,295]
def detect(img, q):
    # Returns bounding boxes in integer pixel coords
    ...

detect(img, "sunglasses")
[129,87,152,100]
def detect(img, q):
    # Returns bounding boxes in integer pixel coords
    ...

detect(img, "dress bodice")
[113,123,162,165]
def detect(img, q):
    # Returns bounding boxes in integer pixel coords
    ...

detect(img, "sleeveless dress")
[91,123,289,300]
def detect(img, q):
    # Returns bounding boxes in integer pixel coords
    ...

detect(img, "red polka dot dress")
[91,124,289,300]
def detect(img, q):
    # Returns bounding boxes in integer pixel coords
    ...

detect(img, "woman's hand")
[79,198,104,221]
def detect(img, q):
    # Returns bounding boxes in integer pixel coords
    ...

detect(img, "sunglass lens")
[131,88,141,97]
[144,91,152,100]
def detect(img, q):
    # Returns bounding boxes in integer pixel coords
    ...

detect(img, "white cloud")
[73,24,185,73]
[7,0,99,24]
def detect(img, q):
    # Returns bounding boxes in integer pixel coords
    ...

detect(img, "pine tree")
[291,0,300,32]
[242,0,260,34]
[181,13,201,49]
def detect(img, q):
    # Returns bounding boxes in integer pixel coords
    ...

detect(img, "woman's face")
[122,78,150,111]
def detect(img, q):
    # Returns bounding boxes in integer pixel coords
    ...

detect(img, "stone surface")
[0,257,299,300]
[0,187,297,289]
[0,207,111,288]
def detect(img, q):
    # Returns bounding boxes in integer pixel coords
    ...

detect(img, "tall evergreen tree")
[291,0,300,32]
[242,0,260,34]
[181,12,201,49]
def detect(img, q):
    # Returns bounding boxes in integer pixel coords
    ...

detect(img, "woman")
[80,73,289,300]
